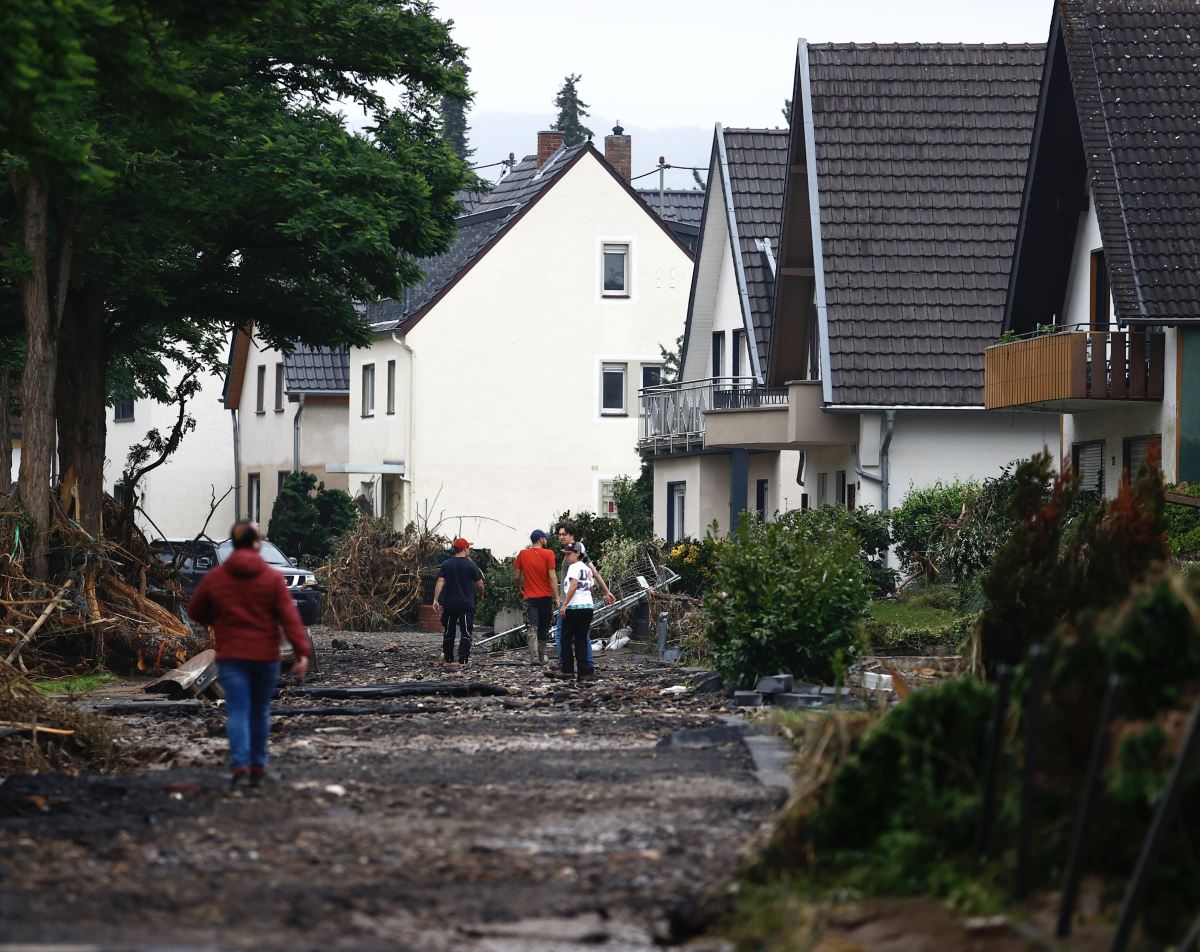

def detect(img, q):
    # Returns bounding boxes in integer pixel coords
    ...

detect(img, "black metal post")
[976,663,1013,867]
[656,611,668,659]
[1056,674,1122,937]
[1016,644,1048,900]
[1112,696,1200,952]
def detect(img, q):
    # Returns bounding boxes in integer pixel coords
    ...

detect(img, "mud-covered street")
[0,629,782,951]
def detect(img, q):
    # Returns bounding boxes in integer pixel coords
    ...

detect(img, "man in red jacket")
[188,520,312,790]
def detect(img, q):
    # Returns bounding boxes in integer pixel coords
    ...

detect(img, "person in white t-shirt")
[558,543,595,683]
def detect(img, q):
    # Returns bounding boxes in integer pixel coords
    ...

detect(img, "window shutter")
[1073,442,1104,495]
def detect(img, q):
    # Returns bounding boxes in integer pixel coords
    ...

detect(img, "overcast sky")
[422,0,1056,189]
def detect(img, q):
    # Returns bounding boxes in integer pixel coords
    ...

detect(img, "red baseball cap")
[452,538,472,551]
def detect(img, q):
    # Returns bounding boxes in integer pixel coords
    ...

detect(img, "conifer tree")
[441,61,474,160]
[551,73,593,146]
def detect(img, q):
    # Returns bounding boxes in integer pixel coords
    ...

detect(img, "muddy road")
[0,629,782,951]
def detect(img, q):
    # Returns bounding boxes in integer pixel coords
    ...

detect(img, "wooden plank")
[1149,333,1166,399]
[1165,492,1200,510]
[1068,333,1088,399]
[1088,332,1107,398]
[1130,332,1148,398]
[1110,331,1127,398]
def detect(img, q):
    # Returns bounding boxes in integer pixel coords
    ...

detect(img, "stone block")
[756,674,794,694]
[775,692,825,710]
[734,691,764,707]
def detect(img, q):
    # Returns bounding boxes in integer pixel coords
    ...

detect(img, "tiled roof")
[636,188,706,227]
[1059,0,1200,324]
[284,344,349,393]
[366,146,587,332]
[808,43,1043,406]
[722,128,789,375]
[453,188,489,214]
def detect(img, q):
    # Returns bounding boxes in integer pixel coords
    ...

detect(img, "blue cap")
[530,529,548,542]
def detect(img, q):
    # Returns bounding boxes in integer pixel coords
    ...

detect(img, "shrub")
[267,471,358,565]
[890,481,976,577]
[550,509,623,563]
[612,459,654,541]
[776,505,897,596]
[666,534,724,597]
[1164,482,1200,560]
[704,513,871,686]
[476,557,521,626]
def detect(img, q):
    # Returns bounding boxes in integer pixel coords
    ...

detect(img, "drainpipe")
[231,408,242,520]
[391,331,416,523]
[852,409,896,512]
[292,394,305,473]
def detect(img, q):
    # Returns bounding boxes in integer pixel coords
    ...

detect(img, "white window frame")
[113,398,135,423]
[602,242,630,298]
[386,359,396,415]
[601,362,627,415]
[598,479,617,518]
[361,363,375,417]
[641,362,664,390]
[817,472,829,506]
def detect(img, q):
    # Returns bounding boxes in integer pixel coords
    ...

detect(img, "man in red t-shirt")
[513,529,558,663]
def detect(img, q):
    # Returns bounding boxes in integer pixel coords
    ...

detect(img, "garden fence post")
[656,611,668,659]
[976,663,1013,868]
[1111,695,1200,952]
[1056,673,1122,937]
[1016,644,1047,900]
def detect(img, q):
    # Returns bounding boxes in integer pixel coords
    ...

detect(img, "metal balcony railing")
[638,376,788,454]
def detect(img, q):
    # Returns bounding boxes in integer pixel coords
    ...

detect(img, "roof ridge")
[808,41,1046,50]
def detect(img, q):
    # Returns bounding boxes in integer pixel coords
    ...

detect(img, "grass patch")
[869,600,956,630]
[33,672,117,695]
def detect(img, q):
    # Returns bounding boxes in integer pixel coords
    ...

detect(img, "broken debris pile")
[318,518,446,631]
[0,490,207,673]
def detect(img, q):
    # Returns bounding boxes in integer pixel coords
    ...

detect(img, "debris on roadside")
[143,649,221,700]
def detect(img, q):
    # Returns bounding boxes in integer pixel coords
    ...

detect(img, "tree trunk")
[56,290,107,539]
[0,367,12,495]
[15,176,56,580]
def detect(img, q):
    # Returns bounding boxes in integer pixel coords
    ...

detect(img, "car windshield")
[216,539,293,567]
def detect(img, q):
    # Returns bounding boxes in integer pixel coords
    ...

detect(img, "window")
[1072,440,1104,496]
[1090,249,1110,331]
[602,243,629,296]
[113,482,126,506]
[601,363,627,414]
[599,480,617,517]
[801,493,810,511]
[817,472,829,506]
[847,482,857,510]
[277,470,288,492]
[733,329,746,385]
[387,360,396,415]
[755,478,769,522]
[1123,434,1161,485]
[641,363,664,389]
[114,398,135,422]
[274,362,284,412]
[247,473,261,524]
[667,482,686,543]
[256,365,266,413]
[361,364,375,417]
[711,331,725,379]
[836,470,847,506]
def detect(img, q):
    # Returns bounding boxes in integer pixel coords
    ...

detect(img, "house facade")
[643,43,1060,542]
[984,0,1200,494]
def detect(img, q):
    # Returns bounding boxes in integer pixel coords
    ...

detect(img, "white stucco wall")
[1062,195,1113,331]
[348,151,692,556]
[652,455,730,541]
[103,364,236,539]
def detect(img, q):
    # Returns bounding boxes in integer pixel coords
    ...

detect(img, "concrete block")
[862,671,894,692]
[775,692,825,710]
[734,691,765,707]
[756,674,794,694]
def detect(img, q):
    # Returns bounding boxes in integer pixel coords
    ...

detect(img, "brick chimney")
[537,130,565,168]
[604,121,631,182]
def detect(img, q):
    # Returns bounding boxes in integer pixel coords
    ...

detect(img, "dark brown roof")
[635,188,705,227]
[284,344,349,394]
[722,128,789,375]
[1059,0,1200,324]
[808,43,1044,406]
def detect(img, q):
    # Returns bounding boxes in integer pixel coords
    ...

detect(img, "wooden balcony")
[984,329,1165,412]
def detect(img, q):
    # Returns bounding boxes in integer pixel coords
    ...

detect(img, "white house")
[642,44,1060,541]
[227,129,693,554]
[984,1,1198,493]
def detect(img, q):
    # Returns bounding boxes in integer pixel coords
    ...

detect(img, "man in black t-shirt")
[432,538,485,666]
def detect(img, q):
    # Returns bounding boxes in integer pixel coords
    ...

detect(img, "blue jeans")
[219,660,280,770]
[555,613,594,671]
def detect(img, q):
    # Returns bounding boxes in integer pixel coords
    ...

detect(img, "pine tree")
[782,99,793,125]
[551,73,593,146]
[441,61,474,160]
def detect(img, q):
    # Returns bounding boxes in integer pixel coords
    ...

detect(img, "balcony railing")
[638,376,788,454]
[984,327,1165,411]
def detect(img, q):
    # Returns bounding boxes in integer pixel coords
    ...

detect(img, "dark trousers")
[218,660,280,770]
[561,608,594,679]
[442,609,472,662]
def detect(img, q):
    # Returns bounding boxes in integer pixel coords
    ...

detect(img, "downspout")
[391,331,416,524]
[852,409,896,512]
[292,394,305,473]
[231,408,242,520]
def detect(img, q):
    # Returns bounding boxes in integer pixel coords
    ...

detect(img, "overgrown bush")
[777,505,896,595]
[267,471,357,564]
[890,480,975,577]
[1165,481,1200,560]
[704,513,871,686]
[666,534,724,597]
[612,458,654,541]
[475,557,521,626]
[550,509,623,563]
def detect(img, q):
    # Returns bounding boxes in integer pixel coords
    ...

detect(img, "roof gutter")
[716,125,765,384]
[230,408,241,521]
[853,409,896,514]
[292,394,305,473]
[797,39,833,405]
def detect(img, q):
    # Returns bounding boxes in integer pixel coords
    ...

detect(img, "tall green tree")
[551,73,593,146]
[441,60,474,160]
[1,0,470,575]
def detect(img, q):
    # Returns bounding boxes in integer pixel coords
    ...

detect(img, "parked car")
[149,537,322,625]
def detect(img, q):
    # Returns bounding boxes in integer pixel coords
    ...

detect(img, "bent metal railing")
[638,376,788,454]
